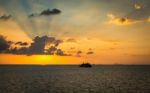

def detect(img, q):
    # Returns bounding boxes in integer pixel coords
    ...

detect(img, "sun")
[39,55,50,61]
[33,55,51,65]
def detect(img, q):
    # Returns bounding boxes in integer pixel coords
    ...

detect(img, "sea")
[0,65,150,93]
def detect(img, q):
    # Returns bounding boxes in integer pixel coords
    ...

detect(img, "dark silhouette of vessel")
[80,63,92,68]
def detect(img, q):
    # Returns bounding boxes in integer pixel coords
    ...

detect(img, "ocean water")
[0,65,150,93]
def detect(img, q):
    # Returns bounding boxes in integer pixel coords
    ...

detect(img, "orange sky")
[0,0,150,65]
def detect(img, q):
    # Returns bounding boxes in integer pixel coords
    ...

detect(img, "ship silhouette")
[80,62,92,68]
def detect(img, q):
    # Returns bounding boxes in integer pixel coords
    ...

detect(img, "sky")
[0,0,150,65]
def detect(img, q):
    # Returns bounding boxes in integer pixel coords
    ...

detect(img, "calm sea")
[0,65,150,93]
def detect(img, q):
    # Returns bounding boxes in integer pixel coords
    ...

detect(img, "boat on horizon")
[80,63,92,68]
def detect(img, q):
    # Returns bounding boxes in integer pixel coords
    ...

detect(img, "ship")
[79,62,92,68]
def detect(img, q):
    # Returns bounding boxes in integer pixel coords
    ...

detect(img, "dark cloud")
[119,18,127,23]
[54,40,63,47]
[40,8,61,16]
[56,49,64,56]
[56,49,71,56]
[87,51,94,55]
[46,46,57,55]
[29,8,61,18]
[0,15,11,21]
[27,36,62,54]
[7,41,14,44]
[0,35,10,52]
[87,48,94,55]
[0,35,70,56]
[9,47,28,55]
[77,50,82,54]
[15,41,28,46]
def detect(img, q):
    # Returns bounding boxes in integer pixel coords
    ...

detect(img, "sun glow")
[0,54,82,65]
[38,55,50,61]
[34,55,51,65]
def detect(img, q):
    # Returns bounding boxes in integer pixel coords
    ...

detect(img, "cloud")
[27,36,62,55]
[9,47,28,55]
[29,8,61,18]
[0,35,70,56]
[40,8,61,16]
[46,46,57,55]
[56,49,64,56]
[134,4,143,10]
[77,50,82,54]
[55,49,71,56]
[55,49,67,56]
[15,42,28,46]
[87,51,94,55]
[106,14,140,26]
[0,15,11,21]
[0,35,10,52]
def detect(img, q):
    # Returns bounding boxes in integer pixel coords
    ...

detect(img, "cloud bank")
[0,35,69,56]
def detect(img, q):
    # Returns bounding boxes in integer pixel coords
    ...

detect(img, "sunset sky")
[0,0,150,65]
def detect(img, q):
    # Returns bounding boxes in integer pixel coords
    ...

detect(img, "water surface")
[0,65,150,93]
